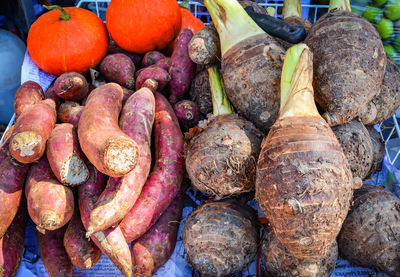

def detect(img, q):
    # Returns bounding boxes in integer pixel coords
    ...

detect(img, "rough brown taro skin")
[365,125,385,179]
[305,10,386,127]
[256,116,353,260]
[186,114,263,198]
[276,17,313,50]
[360,55,400,125]
[332,119,374,182]
[189,68,213,116]
[338,184,400,277]
[238,0,267,14]
[261,226,338,277]
[182,200,259,277]
[222,34,285,134]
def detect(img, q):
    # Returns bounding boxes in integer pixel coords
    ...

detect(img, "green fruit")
[384,45,397,59]
[371,0,388,7]
[377,18,394,39]
[394,36,400,52]
[363,6,382,23]
[384,0,400,20]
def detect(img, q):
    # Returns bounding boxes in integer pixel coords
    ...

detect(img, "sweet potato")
[25,157,74,232]
[338,184,400,276]
[189,68,213,116]
[131,190,184,277]
[142,51,166,67]
[136,67,171,91]
[78,164,133,277]
[108,38,143,68]
[9,99,56,164]
[0,197,28,277]
[58,101,84,128]
[189,24,221,65]
[45,85,62,110]
[261,227,338,277]
[64,210,101,269]
[14,81,44,119]
[174,100,201,130]
[168,29,196,103]
[332,119,374,183]
[77,83,139,177]
[0,138,30,238]
[365,125,385,178]
[182,200,259,276]
[87,85,155,235]
[155,58,172,71]
[36,226,73,277]
[100,53,136,89]
[46,123,89,186]
[122,87,134,106]
[53,72,89,101]
[119,93,184,243]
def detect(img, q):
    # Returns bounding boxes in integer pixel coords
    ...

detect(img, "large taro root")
[365,125,385,179]
[338,184,400,277]
[182,200,259,277]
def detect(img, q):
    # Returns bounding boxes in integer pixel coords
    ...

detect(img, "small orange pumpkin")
[27,5,109,76]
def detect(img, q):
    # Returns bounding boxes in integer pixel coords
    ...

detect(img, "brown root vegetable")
[261,227,338,277]
[58,101,84,128]
[305,3,386,126]
[131,190,184,277]
[174,100,201,130]
[36,226,73,277]
[155,57,171,71]
[238,0,267,14]
[9,99,56,164]
[100,53,136,89]
[46,123,89,186]
[25,157,75,232]
[136,67,171,91]
[331,119,373,183]
[53,72,89,101]
[14,81,44,119]
[256,45,353,261]
[360,55,400,125]
[77,83,139,177]
[45,85,62,110]
[64,210,101,269]
[87,84,155,235]
[188,24,221,65]
[182,200,259,277]
[189,68,213,116]
[338,184,400,276]
[365,126,385,178]
[142,51,166,67]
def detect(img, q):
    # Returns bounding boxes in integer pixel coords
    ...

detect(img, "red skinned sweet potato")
[136,67,171,91]
[100,53,136,89]
[58,101,84,128]
[142,51,166,67]
[78,164,133,277]
[47,123,89,186]
[78,83,139,177]
[169,29,196,103]
[53,72,89,101]
[120,93,184,243]
[155,58,172,71]
[25,157,74,233]
[9,99,56,164]
[174,100,201,130]
[14,81,44,119]
[87,84,155,235]
[0,197,28,277]
[64,210,101,269]
[36,226,73,277]
[131,190,184,277]
[108,38,143,68]
[45,85,62,110]
[122,87,134,106]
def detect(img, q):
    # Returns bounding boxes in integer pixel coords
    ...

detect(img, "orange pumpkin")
[27,6,108,76]
[106,0,182,54]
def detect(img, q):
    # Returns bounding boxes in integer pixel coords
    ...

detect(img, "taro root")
[256,44,353,261]
[338,184,400,277]
[239,0,267,14]
[188,68,213,116]
[261,227,338,277]
[205,0,285,133]
[182,200,259,277]
[186,66,263,198]
[365,125,385,179]
[305,0,387,126]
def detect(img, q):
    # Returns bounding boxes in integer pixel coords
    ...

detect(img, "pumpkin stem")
[179,0,190,9]
[43,5,71,21]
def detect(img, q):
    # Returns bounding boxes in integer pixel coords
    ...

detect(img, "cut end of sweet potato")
[104,139,139,176]
[60,154,89,186]
[11,131,42,158]
[40,211,62,231]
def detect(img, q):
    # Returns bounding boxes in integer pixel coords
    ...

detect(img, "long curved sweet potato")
[77,83,139,177]
[58,101,84,128]
[14,81,44,119]
[120,93,184,243]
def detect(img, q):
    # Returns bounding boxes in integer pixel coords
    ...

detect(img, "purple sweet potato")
[142,51,167,67]
[25,157,74,233]
[78,164,133,277]
[108,38,143,68]
[0,197,28,277]
[122,87,134,106]
[36,226,73,277]
[100,53,136,89]
[173,100,201,130]
[64,210,101,269]
[155,58,172,71]
[46,123,89,186]
[58,101,84,128]
[136,67,171,91]
[119,93,184,243]
[131,191,184,277]
[45,85,62,110]
[135,68,146,80]
[168,29,196,103]
[9,99,57,164]
[53,72,89,101]
[14,81,44,119]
